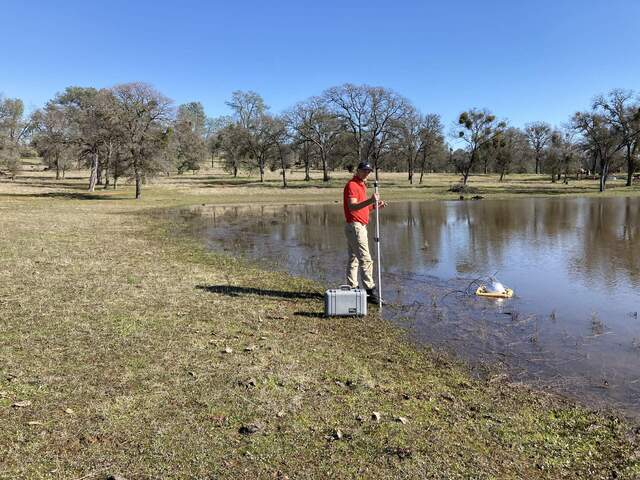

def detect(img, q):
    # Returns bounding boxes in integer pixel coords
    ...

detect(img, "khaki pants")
[345,222,375,290]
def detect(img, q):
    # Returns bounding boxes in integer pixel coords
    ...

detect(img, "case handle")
[339,285,353,291]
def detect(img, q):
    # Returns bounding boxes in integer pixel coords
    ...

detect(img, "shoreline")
[1,171,640,478]
[175,197,640,421]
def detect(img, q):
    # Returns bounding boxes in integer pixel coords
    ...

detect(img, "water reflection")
[175,197,640,416]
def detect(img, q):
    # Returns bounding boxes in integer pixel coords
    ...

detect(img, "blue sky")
[2,0,639,128]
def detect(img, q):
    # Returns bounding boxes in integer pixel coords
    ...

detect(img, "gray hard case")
[324,285,367,317]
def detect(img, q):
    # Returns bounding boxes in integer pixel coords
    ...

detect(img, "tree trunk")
[462,169,470,185]
[499,169,506,181]
[626,144,633,187]
[303,141,311,181]
[278,144,287,188]
[600,160,608,192]
[462,151,475,185]
[321,151,329,182]
[233,165,238,177]
[135,173,142,199]
[88,151,99,192]
[134,161,142,199]
[590,152,597,175]
[103,142,111,189]
[535,153,540,174]
[320,148,329,182]
[96,165,103,185]
[419,148,427,184]
[211,154,214,169]
[55,154,60,180]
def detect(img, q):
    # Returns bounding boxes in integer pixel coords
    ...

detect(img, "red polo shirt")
[343,176,373,224]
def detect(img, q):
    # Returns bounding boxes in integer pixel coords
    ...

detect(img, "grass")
[5,162,640,208]
[0,165,639,478]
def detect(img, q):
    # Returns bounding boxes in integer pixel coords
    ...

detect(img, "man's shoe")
[366,288,385,306]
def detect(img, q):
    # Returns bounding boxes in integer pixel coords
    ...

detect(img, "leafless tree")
[324,84,411,178]
[525,122,552,174]
[546,129,579,183]
[593,89,640,186]
[323,84,369,163]
[395,108,422,184]
[366,87,412,177]
[226,91,280,181]
[572,112,622,192]
[31,104,72,179]
[111,82,174,199]
[271,116,290,187]
[226,91,267,130]
[418,114,444,184]
[204,116,231,169]
[284,97,341,182]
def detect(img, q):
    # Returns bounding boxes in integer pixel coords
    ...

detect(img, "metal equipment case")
[324,285,367,317]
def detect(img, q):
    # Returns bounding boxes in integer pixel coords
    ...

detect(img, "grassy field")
[1,166,639,479]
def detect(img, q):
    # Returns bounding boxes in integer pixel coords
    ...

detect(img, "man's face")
[357,168,372,180]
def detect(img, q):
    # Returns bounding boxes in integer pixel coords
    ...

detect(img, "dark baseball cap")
[356,161,373,172]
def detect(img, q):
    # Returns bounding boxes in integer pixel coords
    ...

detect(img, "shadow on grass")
[198,179,340,189]
[293,311,325,318]
[480,187,592,196]
[13,178,89,188]
[0,191,128,201]
[196,284,323,300]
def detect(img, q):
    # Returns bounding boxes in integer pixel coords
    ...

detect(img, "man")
[343,161,386,305]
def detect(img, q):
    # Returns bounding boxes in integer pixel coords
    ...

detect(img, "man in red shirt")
[343,161,386,304]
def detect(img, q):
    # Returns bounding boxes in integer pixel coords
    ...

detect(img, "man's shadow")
[196,285,324,301]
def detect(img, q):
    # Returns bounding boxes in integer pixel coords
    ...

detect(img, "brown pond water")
[172,197,640,416]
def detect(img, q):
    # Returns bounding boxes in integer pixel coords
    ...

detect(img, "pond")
[174,196,640,416]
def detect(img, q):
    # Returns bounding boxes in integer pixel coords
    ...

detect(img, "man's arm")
[348,193,379,211]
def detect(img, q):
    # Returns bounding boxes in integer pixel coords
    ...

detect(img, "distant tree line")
[1,83,639,195]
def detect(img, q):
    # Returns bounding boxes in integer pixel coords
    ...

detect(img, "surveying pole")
[373,180,382,313]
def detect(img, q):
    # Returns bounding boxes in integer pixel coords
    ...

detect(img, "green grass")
[0,168,639,478]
